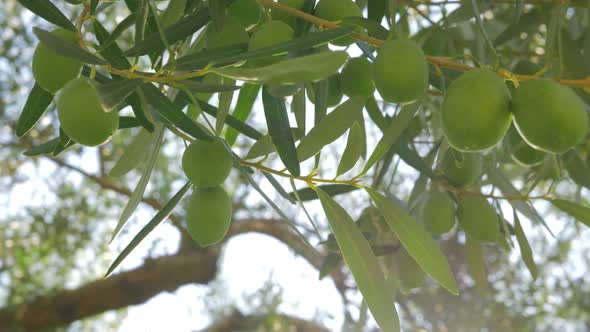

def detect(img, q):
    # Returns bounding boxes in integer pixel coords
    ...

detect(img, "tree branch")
[0,251,219,331]
[202,308,329,332]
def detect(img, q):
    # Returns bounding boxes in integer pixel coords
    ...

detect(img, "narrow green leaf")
[33,27,107,65]
[364,96,387,131]
[171,43,249,71]
[173,92,263,140]
[514,0,524,23]
[161,0,187,28]
[292,87,306,133]
[118,116,142,129]
[261,172,296,205]
[367,0,386,23]
[174,26,355,71]
[359,102,420,176]
[493,8,544,46]
[319,253,342,280]
[16,83,54,138]
[208,0,225,32]
[565,152,590,189]
[297,96,365,162]
[216,77,235,134]
[17,0,76,31]
[244,128,304,160]
[94,19,131,70]
[337,122,363,176]
[173,80,241,93]
[52,131,76,157]
[551,199,590,227]
[23,138,60,157]
[226,83,260,146]
[96,14,136,52]
[95,79,144,111]
[125,10,210,56]
[262,88,300,176]
[231,149,315,250]
[513,211,538,280]
[288,184,358,202]
[106,181,191,277]
[365,188,459,295]
[110,125,164,243]
[127,92,154,132]
[487,168,553,236]
[316,188,400,332]
[393,141,434,178]
[465,236,489,293]
[342,16,389,39]
[470,0,497,60]
[93,21,154,132]
[245,135,273,160]
[109,129,154,177]
[141,84,212,141]
[212,51,348,85]
[134,0,149,46]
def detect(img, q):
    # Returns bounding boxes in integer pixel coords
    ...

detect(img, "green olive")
[228,0,263,30]
[182,139,233,188]
[457,196,500,243]
[206,15,249,49]
[314,0,362,46]
[512,79,588,154]
[326,74,344,107]
[272,0,306,28]
[185,186,233,247]
[56,77,119,147]
[419,190,456,235]
[32,28,82,94]
[248,20,294,67]
[441,149,482,187]
[340,57,375,97]
[505,125,545,167]
[373,39,429,104]
[422,28,451,57]
[442,69,512,152]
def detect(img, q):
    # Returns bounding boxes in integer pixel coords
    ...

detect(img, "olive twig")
[256,0,590,89]
[437,179,552,201]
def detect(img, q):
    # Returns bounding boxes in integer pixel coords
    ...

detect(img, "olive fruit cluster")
[33,29,118,147]
[442,69,588,155]
[182,140,233,247]
[417,187,501,243]
[307,38,429,104]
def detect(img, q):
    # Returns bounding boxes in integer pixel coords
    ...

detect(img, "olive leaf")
[551,199,590,227]
[262,88,300,176]
[110,125,164,243]
[211,51,348,85]
[33,27,107,65]
[513,211,538,280]
[366,188,459,295]
[337,122,363,177]
[359,101,420,177]
[226,84,260,146]
[17,0,76,31]
[465,236,489,293]
[109,129,154,178]
[297,96,365,162]
[16,83,53,138]
[106,181,192,277]
[316,188,400,332]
